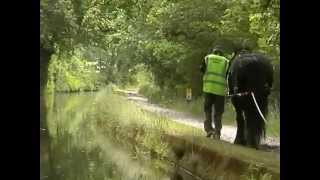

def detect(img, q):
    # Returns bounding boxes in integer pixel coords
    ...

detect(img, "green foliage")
[139,84,161,102]
[47,52,100,92]
[42,0,280,100]
[42,1,280,177]
[134,0,279,97]
[40,0,82,51]
[133,65,154,87]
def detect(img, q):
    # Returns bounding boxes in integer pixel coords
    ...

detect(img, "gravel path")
[122,90,280,153]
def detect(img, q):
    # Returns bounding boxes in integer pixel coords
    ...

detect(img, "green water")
[40,92,184,180]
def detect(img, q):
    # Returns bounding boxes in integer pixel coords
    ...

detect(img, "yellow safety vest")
[203,54,229,96]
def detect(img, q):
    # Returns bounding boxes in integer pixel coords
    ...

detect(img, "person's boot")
[213,114,222,140]
[206,130,215,138]
[204,112,215,138]
[206,129,221,140]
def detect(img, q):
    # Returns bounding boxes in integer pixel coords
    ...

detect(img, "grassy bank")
[46,87,279,179]
[64,88,279,178]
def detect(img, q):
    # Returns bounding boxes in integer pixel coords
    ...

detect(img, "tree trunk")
[40,46,52,130]
[40,46,58,180]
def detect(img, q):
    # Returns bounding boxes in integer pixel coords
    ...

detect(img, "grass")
[45,87,279,180]
[100,88,279,174]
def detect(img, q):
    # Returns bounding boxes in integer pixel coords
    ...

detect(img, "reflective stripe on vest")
[203,54,229,96]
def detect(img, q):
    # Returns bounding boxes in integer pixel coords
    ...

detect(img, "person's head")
[212,46,224,56]
[241,39,253,53]
[238,48,250,55]
[233,41,252,55]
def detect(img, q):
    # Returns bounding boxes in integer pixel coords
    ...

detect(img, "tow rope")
[226,91,250,97]
[227,91,267,124]
[251,92,267,124]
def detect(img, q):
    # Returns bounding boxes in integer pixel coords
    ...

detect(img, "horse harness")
[227,91,268,124]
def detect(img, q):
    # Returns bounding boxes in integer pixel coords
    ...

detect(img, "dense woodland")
[41,0,279,100]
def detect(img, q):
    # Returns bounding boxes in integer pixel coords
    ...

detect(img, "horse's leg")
[232,97,246,145]
[246,92,269,149]
[244,108,261,149]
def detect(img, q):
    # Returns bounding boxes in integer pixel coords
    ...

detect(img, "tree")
[41,0,280,114]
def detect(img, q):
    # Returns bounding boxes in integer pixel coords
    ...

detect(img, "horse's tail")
[249,54,273,138]
[239,53,273,147]
[246,93,269,148]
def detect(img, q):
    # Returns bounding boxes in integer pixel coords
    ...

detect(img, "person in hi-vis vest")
[200,46,230,139]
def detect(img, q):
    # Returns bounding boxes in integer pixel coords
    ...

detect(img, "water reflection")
[40,92,176,180]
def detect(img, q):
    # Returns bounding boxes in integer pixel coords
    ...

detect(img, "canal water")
[40,92,196,180]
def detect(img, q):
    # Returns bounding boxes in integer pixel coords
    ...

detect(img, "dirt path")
[121,90,280,153]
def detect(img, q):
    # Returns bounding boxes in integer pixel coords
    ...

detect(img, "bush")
[138,84,163,102]
[47,53,100,93]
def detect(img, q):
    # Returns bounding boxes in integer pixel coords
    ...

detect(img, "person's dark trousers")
[203,92,225,138]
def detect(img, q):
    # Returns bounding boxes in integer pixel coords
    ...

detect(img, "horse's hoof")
[206,131,221,140]
[206,130,216,138]
[213,133,220,140]
[206,132,213,138]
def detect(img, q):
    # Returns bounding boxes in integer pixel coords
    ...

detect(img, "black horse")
[227,52,274,149]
